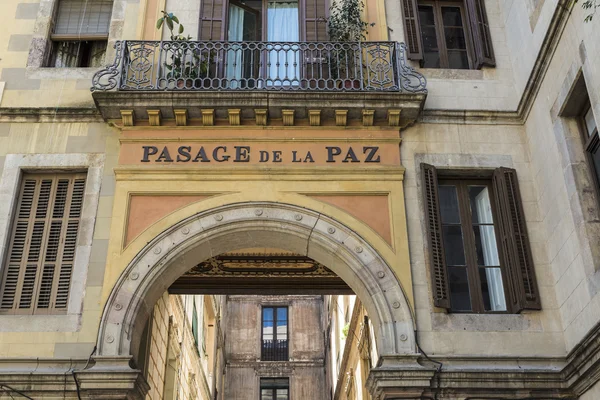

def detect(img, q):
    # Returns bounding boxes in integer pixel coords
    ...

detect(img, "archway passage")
[96,202,416,362]
[169,252,354,295]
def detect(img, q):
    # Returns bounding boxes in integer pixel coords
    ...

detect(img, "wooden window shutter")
[421,163,450,309]
[402,0,423,61]
[492,168,541,312]
[465,0,495,68]
[0,173,86,315]
[199,0,227,40]
[305,0,328,41]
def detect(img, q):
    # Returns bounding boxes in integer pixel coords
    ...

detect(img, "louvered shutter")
[200,0,227,40]
[53,0,114,37]
[0,174,86,315]
[465,0,495,68]
[492,168,541,312]
[402,0,423,61]
[305,0,328,41]
[421,163,450,309]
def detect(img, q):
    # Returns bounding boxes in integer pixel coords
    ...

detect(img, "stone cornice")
[0,107,102,122]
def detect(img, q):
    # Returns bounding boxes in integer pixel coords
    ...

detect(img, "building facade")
[0,0,600,399]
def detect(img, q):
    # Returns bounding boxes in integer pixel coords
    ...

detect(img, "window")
[402,0,494,69]
[0,173,86,315]
[192,301,199,351]
[48,0,114,67]
[422,165,541,313]
[581,105,600,198]
[260,378,289,400]
[261,306,288,361]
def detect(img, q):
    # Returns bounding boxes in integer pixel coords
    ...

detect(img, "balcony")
[91,40,427,126]
[261,339,289,361]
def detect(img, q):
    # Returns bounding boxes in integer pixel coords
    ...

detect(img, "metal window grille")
[0,173,86,315]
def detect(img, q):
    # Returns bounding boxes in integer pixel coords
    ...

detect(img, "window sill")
[418,68,484,80]
[26,66,100,80]
[0,314,81,332]
[431,312,542,332]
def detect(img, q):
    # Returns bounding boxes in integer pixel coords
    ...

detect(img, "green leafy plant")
[156,11,208,83]
[325,0,374,83]
[342,323,350,339]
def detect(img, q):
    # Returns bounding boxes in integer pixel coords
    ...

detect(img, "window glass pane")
[592,146,600,186]
[447,50,469,69]
[261,389,274,400]
[438,185,460,224]
[419,5,435,25]
[444,27,467,50]
[276,307,287,322]
[419,6,440,69]
[469,186,494,224]
[263,308,274,340]
[448,267,471,311]
[263,307,274,321]
[473,225,500,266]
[584,107,597,137]
[442,225,466,266]
[442,6,463,26]
[276,389,289,400]
[479,267,507,311]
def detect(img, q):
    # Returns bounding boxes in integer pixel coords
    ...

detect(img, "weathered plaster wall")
[0,122,117,358]
[520,0,600,352]
[402,122,566,357]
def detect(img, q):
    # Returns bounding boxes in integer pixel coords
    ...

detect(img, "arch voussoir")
[96,202,416,361]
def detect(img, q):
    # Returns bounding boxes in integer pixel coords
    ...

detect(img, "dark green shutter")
[421,163,450,309]
[492,167,541,312]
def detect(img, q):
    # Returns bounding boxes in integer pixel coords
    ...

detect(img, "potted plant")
[326,0,373,89]
[157,11,209,88]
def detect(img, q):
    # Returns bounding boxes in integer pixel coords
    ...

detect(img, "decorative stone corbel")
[309,110,321,126]
[147,110,161,126]
[362,110,375,126]
[282,109,295,126]
[335,110,348,126]
[174,109,188,126]
[255,109,268,126]
[201,109,215,126]
[387,109,401,126]
[228,109,241,126]
[120,110,135,127]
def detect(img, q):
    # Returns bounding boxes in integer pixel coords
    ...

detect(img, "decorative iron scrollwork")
[90,40,427,93]
[91,41,124,92]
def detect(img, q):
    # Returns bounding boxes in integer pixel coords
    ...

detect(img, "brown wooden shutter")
[402,0,423,61]
[0,174,86,315]
[304,0,328,41]
[492,168,541,312]
[421,163,450,309]
[199,0,227,40]
[465,0,495,68]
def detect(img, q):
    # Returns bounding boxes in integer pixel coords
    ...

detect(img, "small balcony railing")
[91,40,427,93]
[261,339,288,361]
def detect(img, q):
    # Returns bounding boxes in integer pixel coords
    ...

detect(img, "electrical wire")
[0,384,34,400]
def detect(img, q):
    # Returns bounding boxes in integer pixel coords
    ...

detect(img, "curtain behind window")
[267,1,299,85]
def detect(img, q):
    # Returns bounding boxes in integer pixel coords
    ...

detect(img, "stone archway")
[96,202,416,364]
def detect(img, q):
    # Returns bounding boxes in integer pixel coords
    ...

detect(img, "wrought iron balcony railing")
[91,40,426,93]
[261,339,288,361]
